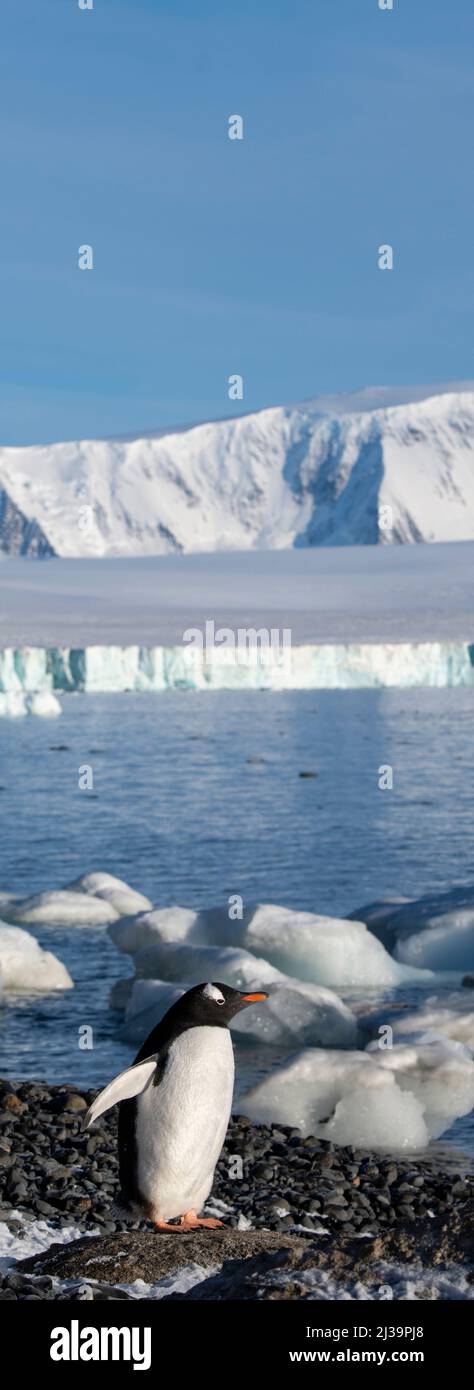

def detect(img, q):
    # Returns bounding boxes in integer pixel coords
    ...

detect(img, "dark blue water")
[0,688,473,1163]
[0,687,473,910]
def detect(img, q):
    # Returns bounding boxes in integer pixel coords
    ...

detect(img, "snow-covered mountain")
[0,384,473,557]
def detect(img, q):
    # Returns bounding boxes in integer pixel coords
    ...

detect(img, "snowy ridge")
[1,386,474,555]
[0,640,473,695]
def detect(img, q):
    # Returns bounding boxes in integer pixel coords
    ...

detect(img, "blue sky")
[0,0,472,444]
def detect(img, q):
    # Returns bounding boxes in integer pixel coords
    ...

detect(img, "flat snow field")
[0,542,473,648]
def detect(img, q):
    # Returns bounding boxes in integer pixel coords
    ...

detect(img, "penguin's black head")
[179,981,268,1028]
[132,981,269,1063]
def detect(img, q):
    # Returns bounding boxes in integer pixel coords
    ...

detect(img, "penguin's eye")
[203,982,225,1005]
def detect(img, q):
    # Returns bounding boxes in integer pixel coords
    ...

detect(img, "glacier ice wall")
[0,641,473,692]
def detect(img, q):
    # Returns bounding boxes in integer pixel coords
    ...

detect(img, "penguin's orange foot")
[179,1210,224,1230]
[153,1220,184,1232]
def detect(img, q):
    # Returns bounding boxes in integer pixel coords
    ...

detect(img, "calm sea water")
[0,688,473,1163]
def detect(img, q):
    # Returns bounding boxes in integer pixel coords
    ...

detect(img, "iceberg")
[0,639,473,694]
[0,922,73,992]
[241,1039,474,1150]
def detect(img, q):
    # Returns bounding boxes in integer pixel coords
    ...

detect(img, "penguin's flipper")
[82,1055,158,1130]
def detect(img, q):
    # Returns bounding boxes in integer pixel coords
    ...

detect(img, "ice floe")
[241,1038,474,1150]
[0,923,72,992]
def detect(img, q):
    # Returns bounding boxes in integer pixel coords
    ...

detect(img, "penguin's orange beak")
[239,991,268,1005]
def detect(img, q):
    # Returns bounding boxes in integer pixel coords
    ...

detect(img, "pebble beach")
[1,1078,473,1301]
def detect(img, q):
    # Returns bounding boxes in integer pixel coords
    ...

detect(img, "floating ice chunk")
[109,977,134,1011]
[130,941,358,1047]
[348,897,413,948]
[121,966,358,1049]
[109,901,436,988]
[131,941,283,990]
[0,689,61,717]
[93,886,153,916]
[370,1039,474,1141]
[123,980,186,1042]
[243,1039,474,1149]
[66,872,153,914]
[395,915,474,973]
[109,907,197,954]
[232,981,358,1049]
[364,993,474,1051]
[5,890,119,927]
[0,692,27,717]
[353,888,474,972]
[399,1006,474,1050]
[0,893,23,914]
[208,905,435,989]
[26,692,62,717]
[241,1049,429,1150]
[67,871,150,901]
[0,922,73,992]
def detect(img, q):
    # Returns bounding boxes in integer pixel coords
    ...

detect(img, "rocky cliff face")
[0,488,55,556]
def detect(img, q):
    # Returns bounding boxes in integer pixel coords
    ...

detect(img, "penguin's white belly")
[135,1027,234,1221]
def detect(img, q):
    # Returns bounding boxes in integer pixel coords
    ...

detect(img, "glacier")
[0,639,473,693]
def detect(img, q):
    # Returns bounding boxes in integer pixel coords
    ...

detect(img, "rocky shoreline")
[0,1078,473,1300]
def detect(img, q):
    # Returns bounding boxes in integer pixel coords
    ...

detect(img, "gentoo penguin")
[83,981,267,1231]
